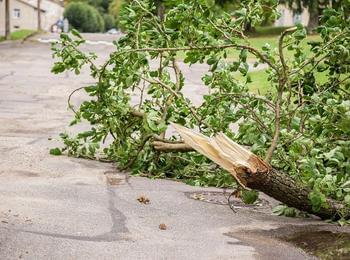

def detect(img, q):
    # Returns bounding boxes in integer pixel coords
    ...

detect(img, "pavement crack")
[0,71,14,80]
[14,186,129,242]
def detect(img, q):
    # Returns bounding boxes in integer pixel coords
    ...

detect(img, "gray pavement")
[0,35,345,260]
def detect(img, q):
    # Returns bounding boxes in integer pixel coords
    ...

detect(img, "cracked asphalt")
[0,34,344,260]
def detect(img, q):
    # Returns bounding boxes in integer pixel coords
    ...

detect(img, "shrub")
[104,14,116,31]
[64,2,105,33]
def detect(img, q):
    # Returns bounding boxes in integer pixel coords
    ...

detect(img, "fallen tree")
[172,124,350,220]
[51,0,350,221]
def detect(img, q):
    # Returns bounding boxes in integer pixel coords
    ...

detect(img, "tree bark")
[5,0,10,40]
[37,0,42,31]
[307,1,319,33]
[152,141,194,152]
[246,168,349,220]
[172,123,350,220]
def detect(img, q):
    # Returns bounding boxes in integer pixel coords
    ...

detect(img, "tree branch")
[152,141,194,152]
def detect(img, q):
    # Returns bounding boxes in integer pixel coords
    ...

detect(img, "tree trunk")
[247,168,348,220]
[307,1,319,33]
[5,0,10,40]
[245,22,255,33]
[172,123,350,220]
[37,0,42,31]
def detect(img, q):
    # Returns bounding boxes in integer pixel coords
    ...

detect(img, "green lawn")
[228,34,320,61]
[0,29,36,42]
[239,67,329,95]
[177,35,321,62]
[177,33,322,94]
[243,70,270,94]
[247,26,292,37]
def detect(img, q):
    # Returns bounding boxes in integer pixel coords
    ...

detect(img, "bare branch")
[152,141,194,152]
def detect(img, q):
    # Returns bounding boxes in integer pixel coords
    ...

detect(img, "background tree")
[109,0,124,16]
[5,0,10,40]
[281,0,342,31]
[65,0,116,31]
[64,2,105,32]
[103,14,116,31]
[37,0,42,31]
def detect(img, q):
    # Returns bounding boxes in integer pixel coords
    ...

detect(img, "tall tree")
[5,0,10,40]
[37,0,42,31]
[109,0,124,17]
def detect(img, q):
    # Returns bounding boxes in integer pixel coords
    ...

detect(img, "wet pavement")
[0,34,349,259]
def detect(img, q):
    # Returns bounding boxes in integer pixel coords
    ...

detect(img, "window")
[13,8,20,19]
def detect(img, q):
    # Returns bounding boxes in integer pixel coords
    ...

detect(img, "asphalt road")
[0,34,343,259]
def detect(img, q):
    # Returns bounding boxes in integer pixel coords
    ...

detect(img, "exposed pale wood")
[172,123,350,220]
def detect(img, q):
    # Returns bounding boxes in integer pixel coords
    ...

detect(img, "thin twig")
[67,86,87,114]
[120,135,153,171]
[142,76,210,129]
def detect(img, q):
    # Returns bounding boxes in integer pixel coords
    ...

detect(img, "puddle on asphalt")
[284,230,350,260]
[227,225,350,260]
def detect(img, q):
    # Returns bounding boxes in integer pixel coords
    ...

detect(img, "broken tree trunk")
[172,123,350,220]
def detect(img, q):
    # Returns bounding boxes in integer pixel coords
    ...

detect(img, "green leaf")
[51,62,66,74]
[241,190,259,204]
[205,0,215,8]
[344,195,350,206]
[71,29,82,39]
[309,191,327,212]
[146,111,161,132]
[50,148,62,156]
[272,205,297,217]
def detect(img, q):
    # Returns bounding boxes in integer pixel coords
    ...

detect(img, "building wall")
[0,0,63,36]
[27,0,64,31]
[275,4,310,27]
[0,0,39,35]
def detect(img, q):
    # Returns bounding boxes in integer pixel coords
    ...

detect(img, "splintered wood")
[171,123,350,220]
[171,123,270,188]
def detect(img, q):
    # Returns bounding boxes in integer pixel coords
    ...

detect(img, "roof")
[48,0,64,7]
[17,0,64,11]
[16,0,46,12]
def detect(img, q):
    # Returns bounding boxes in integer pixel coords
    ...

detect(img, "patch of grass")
[0,29,36,42]
[177,35,321,61]
[246,70,271,94]
[227,34,321,61]
[247,26,292,37]
[234,69,270,94]
[10,29,36,40]
[178,34,323,94]
[242,68,330,95]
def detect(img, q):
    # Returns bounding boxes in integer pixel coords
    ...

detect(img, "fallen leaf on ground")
[159,223,167,230]
[137,196,150,204]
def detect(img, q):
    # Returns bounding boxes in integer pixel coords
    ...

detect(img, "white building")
[275,4,310,27]
[0,0,64,36]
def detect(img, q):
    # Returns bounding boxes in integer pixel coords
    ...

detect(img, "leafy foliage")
[64,2,105,32]
[52,0,350,214]
[103,14,116,31]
